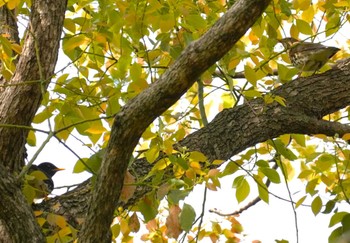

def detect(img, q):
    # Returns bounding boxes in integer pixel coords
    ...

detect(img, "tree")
[0,0,349,242]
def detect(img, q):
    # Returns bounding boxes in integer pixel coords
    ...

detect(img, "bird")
[279,37,340,72]
[27,162,64,199]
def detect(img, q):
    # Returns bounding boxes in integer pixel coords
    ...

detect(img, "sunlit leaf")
[295,195,306,208]
[233,176,250,203]
[244,65,257,87]
[311,196,322,216]
[260,167,281,183]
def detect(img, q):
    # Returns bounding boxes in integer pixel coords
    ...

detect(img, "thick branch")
[79,0,271,241]
[179,60,350,160]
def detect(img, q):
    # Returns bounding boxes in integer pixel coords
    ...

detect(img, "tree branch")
[79,0,272,241]
[36,58,350,231]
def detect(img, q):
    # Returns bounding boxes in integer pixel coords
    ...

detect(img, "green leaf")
[342,214,350,232]
[315,153,334,172]
[322,200,336,214]
[180,203,196,232]
[129,63,142,82]
[311,196,322,216]
[111,224,120,239]
[254,175,269,203]
[295,19,313,35]
[244,65,257,87]
[169,155,189,170]
[329,212,349,227]
[260,167,281,183]
[185,14,207,30]
[221,161,239,177]
[138,196,158,222]
[306,178,319,196]
[272,139,297,160]
[298,169,313,179]
[291,134,306,147]
[243,89,262,99]
[168,189,189,204]
[145,146,160,163]
[328,227,343,243]
[295,195,306,208]
[233,176,250,203]
[277,63,297,82]
[73,149,104,174]
[63,34,89,53]
[188,151,207,162]
[26,130,36,147]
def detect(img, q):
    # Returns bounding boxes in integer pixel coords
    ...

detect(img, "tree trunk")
[0,0,67,240]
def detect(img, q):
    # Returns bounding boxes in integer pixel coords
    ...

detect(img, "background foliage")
[1,0,350,242]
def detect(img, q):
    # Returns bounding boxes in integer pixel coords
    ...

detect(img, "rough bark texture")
[179,60,350,159]
[78,0,271,241]
[0,165,45,242]
[0,0,67,172]
[0,0,67,241]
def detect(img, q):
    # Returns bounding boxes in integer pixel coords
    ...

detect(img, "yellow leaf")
[85,125,107,135]
[290,24,299,38]
[333,1,349,7]
[145,146,159,163]
[11,43,22,54]
[63,34,89,52]
[301,5,315,23]
[244,65,257,87]
[342,133,350,141]
[314,134,327,139]
[190,161,201,169]
[188,151,207,162]
[36,217,46,227]
[47,213,67,229]
[6,0,20,10]
[212,160,224,165]
[297,0,311,10]
[26,130,36,147]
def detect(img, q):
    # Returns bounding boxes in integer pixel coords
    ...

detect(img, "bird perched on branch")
[279,37,340,72]
[26,162,64,199]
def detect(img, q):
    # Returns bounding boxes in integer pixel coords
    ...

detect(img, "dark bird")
[27,162,64,199]
[279,37,340,72]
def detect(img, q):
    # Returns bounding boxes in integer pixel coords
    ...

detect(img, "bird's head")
[278,37,299,49]
[36,162,64,178]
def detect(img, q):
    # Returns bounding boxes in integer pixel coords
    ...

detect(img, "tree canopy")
[0,0,350,242]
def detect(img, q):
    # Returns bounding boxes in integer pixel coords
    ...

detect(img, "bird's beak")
[54,167,65,171]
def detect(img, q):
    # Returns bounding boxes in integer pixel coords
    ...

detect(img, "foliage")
[1,0,350,242]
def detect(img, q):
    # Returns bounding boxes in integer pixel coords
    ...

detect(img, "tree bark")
[0,0,67,241]
[0,0,67,172]
[78,0,271,241]
[179,60,350,160]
